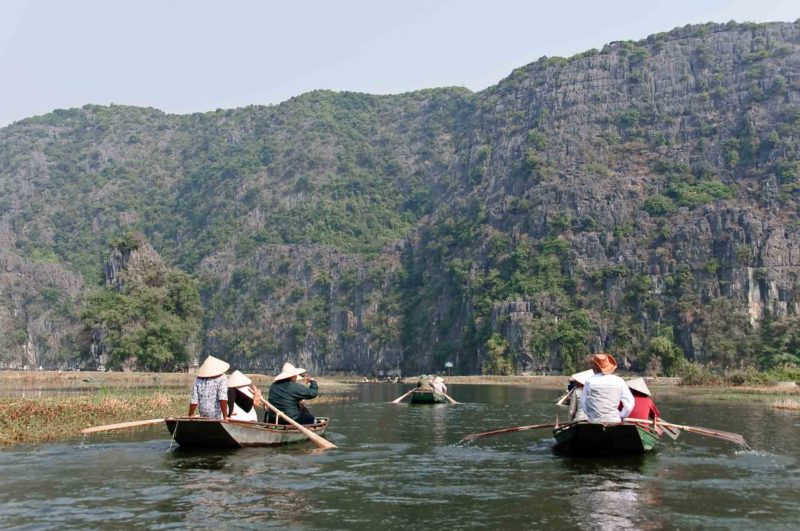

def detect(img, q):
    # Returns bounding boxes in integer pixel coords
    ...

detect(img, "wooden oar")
[626,418,748,448]
[440,390,459,405]
[461,422,570,443]
[259,399,336,450]
[555,388,574,406]
[390,388,415,404]
[80,418,164,435]
[653,418,681,440]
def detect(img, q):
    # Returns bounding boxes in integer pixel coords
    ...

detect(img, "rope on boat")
[167,419,179,451]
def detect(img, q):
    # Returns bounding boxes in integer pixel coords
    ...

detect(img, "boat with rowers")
[409,390,448,404]
[165,416,330,448]
[552,421,660,456]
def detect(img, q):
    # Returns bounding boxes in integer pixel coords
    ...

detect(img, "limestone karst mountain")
[2,21,800,375]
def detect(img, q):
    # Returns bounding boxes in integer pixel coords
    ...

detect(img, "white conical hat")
[626,377,651,397]
[227,370,252,388]
[273,362,307,382]
[434,376,445,383]
[570,369,594,386]
[197,356,230,378]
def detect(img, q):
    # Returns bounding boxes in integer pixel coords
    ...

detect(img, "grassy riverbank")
[0,389,354,446]
[0,371,355,446]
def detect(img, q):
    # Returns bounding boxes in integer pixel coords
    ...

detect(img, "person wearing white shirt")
[579,353,635,423]
[432,376,448,395]
[227,370,261,422]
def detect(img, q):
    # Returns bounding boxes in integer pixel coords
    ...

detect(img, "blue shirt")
[190,375,228,419]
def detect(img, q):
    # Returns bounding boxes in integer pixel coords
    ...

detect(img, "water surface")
[0,384,798,529]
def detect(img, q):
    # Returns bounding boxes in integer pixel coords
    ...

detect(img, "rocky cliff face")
[1,21,799,374]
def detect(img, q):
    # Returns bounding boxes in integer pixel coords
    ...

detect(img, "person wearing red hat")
[579,353,635,423]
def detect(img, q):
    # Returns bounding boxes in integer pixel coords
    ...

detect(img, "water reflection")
[167,447,237,470]
[560,457,663,530]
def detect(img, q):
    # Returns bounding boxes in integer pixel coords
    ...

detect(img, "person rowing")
[226,370,262,422]
[579,353,635,423]
[432,375,448,395]
[188,356,230,420]
[567,369,593,421]
[624,377,661,422]
[265,362,318,425]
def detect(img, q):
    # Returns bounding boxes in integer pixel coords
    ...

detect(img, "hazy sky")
[1,0,798,127]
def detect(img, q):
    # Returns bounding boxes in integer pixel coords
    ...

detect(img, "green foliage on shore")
[81,255,202,371]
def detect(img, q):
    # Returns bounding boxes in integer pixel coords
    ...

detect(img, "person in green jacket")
[265,362,318,425]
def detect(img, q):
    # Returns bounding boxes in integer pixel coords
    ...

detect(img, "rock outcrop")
[1,21,800,374]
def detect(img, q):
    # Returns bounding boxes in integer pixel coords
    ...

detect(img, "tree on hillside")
[81,242,202,371]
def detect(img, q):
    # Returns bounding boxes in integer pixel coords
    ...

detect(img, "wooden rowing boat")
[409,390,447,404]
[164,417,329,448]
[552,422,660,456]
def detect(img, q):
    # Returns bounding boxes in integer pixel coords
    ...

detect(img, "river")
[0,384,798,529]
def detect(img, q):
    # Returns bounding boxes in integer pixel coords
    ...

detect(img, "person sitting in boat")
[226,370,262,422]
[188,355,230,420]
[432,376,447,395]
[567,369,593,421]
[623,377,661,422]
[265,362,318,425]
[416,374,434,392]
[579,353,635,423]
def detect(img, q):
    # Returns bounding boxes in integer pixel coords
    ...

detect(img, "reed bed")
[0,387,353,446]
[0,390,186,446]
[771,397,800,410]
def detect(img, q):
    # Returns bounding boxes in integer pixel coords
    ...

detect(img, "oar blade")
[80,418,165,435]
[390,389,413,404]
[658,421,750,449]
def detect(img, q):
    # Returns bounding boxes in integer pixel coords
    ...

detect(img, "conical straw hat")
[227,370,252,388]
[197,356,230,378]
[570,369,594,386]
[626,377,651,397]
[273,362,307,382]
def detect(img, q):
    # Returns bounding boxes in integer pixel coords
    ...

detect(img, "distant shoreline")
[1,370,796,392]
[0,371,796,447]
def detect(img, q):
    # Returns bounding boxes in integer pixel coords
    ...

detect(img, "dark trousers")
[265,405,315,425]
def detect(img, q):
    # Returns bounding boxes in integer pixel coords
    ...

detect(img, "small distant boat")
[552,422,660,456]
[409,390,447,404]
[164,417,329,448]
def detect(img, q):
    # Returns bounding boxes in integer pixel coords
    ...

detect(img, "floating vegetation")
[771,398,800,411]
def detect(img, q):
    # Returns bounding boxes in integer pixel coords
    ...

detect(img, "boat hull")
[553,422,659,456]
[409,390,447,404]
[164,417,329,448]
